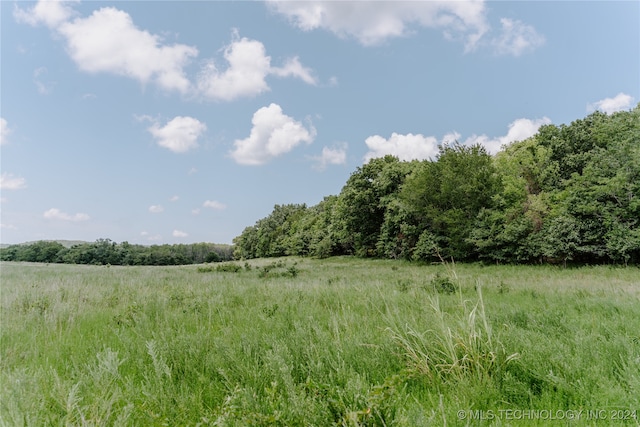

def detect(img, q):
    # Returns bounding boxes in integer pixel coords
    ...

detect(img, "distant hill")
[0,240,89,249]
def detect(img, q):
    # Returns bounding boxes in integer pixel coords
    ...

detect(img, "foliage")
[0,239,234,266]
[235,104,640,265]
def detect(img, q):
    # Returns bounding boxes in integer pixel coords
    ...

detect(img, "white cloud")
[191,208,201,215]
[172,230,188,238]
[197,33,317,101]
[169,195,179,202]
[17,4,316,98]
[312,143,347,170]
[366,118,551,162]
[148,116,206,153]
[197,36,270,101]
[464,117,552,154]
[203,200,227,210]
[588,93,635,115]
[0,118,10,145]
[230,103,316,165]
[271,57,317,85]
[0,173,27,190]
[267,1,489,50]
[14,0,77,29]
[491,18,545,56]
[56,7,197,93]
[149,205,164,213]
[43,208,90,222]
[364,133,439,162]
[1,223,18,230]
[441,131,462,145]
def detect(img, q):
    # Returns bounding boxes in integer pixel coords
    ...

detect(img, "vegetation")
[2,259,639,425]
[0,239,234,266]
[234,106,640,265]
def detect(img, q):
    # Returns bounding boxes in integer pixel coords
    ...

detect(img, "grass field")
[1,258,639,426]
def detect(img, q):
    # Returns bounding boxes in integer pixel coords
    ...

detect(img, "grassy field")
[1,258,639,426]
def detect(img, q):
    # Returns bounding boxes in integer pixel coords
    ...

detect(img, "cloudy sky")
[1,0,638,245]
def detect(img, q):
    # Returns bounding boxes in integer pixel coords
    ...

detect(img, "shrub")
[430,274,458,294]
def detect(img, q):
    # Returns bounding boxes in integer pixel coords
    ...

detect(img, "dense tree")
[1,240,233,266]
[332,155,416,256]
[400,144,500,261]
[233,204,307,259]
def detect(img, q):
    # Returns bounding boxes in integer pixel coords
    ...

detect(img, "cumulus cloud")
[588,93,635,115]
[43,208,90,222]
[16,2,197,93]
[230,103,316,165]
[16,3,318,98]
[149,205,164,213]
[271,56,317,85]
[267,0,489,50]
[169,195,179,202]
[172,230,188,238]
[363,118,549,162]
[0,118,10,145]
[364,133,439,162]
[312,143,347,170]
[14,0,77,29]
[464,117,552,154]
[491,18,545,56]
[203,200,227,210]
[197,33,317,101]
[57,7,198,93]
[148,116,207,153]
[0,173,27,190]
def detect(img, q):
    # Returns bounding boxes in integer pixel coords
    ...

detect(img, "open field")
[1,258,639,426]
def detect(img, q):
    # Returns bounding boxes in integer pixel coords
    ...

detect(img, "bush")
[430,274,458,294]
[197,263,242,273]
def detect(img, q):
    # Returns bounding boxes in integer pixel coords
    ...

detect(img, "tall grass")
[387,287,520,386]
[1,259,639,425]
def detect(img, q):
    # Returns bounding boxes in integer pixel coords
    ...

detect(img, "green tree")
[333,155,415,257]
[401,144,499,261]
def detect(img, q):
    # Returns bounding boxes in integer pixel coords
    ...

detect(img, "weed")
[429,274,458,294]
[197,263,242,273]
[262,303,279,318]
[498,281,510,294]
[396,279,412,293]
[258,261,301,278]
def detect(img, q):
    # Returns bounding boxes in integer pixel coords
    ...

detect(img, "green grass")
[1,258,639,426]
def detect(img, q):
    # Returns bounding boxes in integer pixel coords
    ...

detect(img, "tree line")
[234,105,640,265]
[0,239,234,265]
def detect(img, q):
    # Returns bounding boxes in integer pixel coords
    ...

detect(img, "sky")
[1,0,638,245]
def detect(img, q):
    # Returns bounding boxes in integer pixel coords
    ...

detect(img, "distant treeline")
[234,105,640,265]
[0,239,234,265]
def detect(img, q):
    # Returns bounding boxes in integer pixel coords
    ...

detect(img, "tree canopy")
[234,105,640,265]
[0,239,234,266]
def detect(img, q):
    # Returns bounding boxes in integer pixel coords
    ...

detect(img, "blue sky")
[1,0,638,245]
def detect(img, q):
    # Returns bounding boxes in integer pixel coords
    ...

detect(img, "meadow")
[1,258,639,426]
